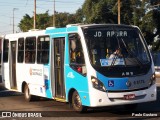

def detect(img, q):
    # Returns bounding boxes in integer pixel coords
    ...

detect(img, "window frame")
[3,39,9,63]
[17,38,24,63]
[68,33,86,76]
[37,35,50,64]
[25,36,36,64]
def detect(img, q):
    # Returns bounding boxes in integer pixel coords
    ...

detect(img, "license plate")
[124,94,135,100]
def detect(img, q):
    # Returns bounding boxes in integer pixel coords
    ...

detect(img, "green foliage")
[18,14,33,32]
[55,12,77,27]
[18,12,52,32]
[82,0,117,23]
[18,0,160,51]
[74,8,84,23]
[36,11,51,29]
[18,11,78,31]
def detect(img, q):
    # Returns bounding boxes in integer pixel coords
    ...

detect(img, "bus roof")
[4,24,139,40]
[4,30,46,40]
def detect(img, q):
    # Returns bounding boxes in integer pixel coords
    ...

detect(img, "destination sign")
[93,31,128,37]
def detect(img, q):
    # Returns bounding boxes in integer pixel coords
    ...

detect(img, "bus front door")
[53,38,65,100]
[10,41,17,89]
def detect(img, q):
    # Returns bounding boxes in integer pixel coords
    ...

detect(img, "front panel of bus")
[81,25,156,107]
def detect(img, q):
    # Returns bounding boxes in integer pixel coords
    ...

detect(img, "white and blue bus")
[1,24,156,112]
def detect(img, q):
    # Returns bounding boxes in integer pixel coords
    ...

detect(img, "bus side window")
[37,36,50,64]
[25,37,36,63]
[18,38,24,63]
[69,33,86,75]
[3,39,9,62]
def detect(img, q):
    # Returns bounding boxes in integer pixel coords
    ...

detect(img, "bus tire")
[72,91,87,112]
[24,84,33,102]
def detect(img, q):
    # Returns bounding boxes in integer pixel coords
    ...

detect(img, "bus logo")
[126,81,132,87]
[67,72,75,78]
[122,72,133,76]
[108,80,114,87]
[2,112,11,117]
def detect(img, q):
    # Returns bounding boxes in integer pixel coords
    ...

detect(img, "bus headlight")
[91,77,106,92]
[149,73,156,86]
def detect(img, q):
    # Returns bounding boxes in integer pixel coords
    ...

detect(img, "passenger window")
[69,33,86,75]
[25,37,36,63]
[3,39,9,62]
[18,38,24,63]
[37,36,50,64]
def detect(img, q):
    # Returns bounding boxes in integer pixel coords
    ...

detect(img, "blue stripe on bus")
[45,26,78,34]
[51,33,67,38]
[46,28,66,34]
[67,26,78,32]
[45,79,52,98]
[65,66,90,106]
[64,34,90,106]
[44,65,52,98]
[97,72,128,91]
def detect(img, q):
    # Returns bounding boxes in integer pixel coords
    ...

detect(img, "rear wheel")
[24,84,34,102]
[72,91,87,112]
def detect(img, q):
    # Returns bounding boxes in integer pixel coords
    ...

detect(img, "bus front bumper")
[89,84,156,107]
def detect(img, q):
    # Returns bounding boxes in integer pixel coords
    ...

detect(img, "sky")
[0,0,85,35]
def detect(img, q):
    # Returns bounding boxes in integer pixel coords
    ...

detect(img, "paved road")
[0,81,160,119]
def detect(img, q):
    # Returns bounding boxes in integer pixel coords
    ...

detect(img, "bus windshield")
[83,25,150,67]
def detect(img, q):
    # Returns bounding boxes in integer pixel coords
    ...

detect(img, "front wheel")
[72,91,87,112]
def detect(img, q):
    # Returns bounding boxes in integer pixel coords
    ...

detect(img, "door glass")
[11,42,17,89]
[54,38,65,98]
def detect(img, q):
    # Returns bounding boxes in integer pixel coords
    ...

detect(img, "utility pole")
[34,0,36,29]
[13,8,18,33]
[118,0,121,24]
[53,0,55,27]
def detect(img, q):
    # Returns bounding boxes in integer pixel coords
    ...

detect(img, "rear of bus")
[0,36,3,85]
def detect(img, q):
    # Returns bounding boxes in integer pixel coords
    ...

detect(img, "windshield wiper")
[120,38,143,67]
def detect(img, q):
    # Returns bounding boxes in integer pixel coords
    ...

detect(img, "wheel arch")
[68,88,76,104]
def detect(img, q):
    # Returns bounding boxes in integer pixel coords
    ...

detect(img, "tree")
[18,11,51,32]
[141,10,160,50]
[141,12,154,45]
[55,12,77,27]
[82,0,117,24]
[18,0,160,52]
[75,8,84,23]
[18,11,78,31]
[18,14,33,32]
[36,11,52,29]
